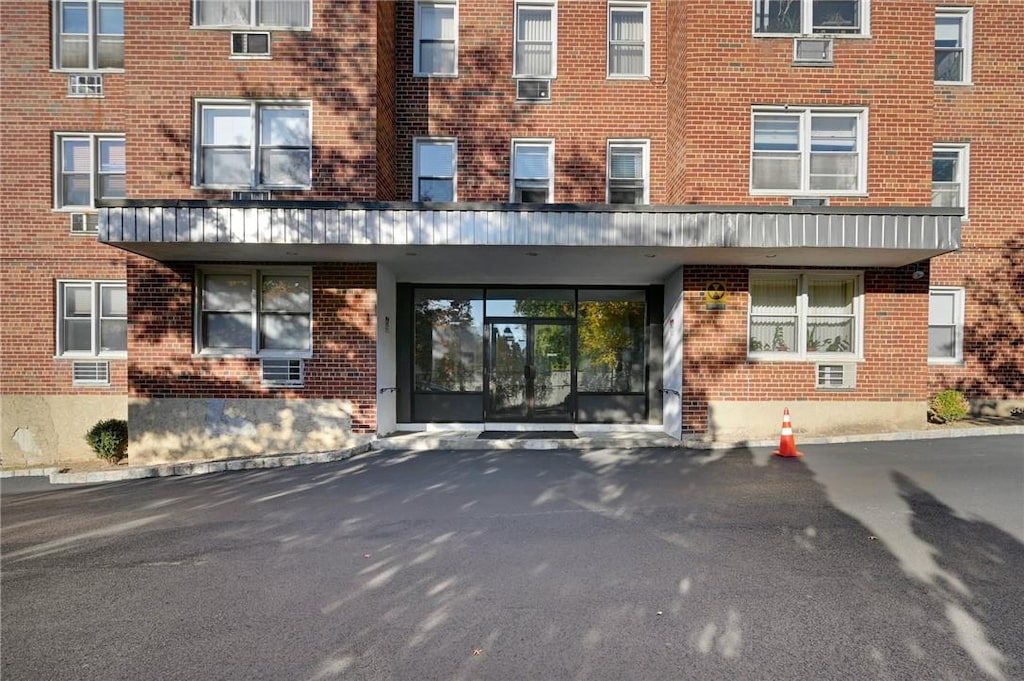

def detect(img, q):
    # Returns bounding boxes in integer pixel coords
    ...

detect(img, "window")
[932,144,969,215]
[413,289,484,392]
[195,101,311,189]
[196,268,312,356]
[929,287,964,363]
[514,2,556,78]
[577,290,646,393]
[415,1,457,76]
[193,0,310,29]
[753,0,868,35]
[413,139,456,201]
[511,140,554,202]
[54,0,124,70]
[608,2,649,78]
[935,8,972,84]
[54,134,126,210]
[751,107,866,195]
[57,281,127,357]
[607,140,649,204]
[748,271,862,359]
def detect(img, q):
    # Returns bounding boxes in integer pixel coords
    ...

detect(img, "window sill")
[414,72,459,78]
[747,354,863,362]
[606,74,651,81]
[750,191,867,198]
[753,32,872,39]
[50,68,125,74]
[193,351,313,359]
[55,353,127,360]
[191,185,311,192]
[935,80,973,87]
[189,25,311,32]
[928,358,965,366]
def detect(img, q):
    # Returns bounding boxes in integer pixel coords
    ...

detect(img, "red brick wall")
[681,265,930,432]
[376,0,398,200]
[127,257,377,433]
[122,0,383,200]
[0,2,129,396]
[928,0,1024,401]
[675,1,935,206]
[394,0,669,202]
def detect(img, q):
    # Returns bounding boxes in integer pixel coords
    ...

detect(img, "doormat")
[477,431,578,440]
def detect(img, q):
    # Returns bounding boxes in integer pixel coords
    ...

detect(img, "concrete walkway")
[3,421,1021,485]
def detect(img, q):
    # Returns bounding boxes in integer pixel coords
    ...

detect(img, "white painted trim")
[607,1,651,79]
[934,7,973,86]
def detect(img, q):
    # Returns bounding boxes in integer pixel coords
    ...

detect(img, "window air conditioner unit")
[68,74,104,97]
[231,190,272,201]
[793,37,834,65]
[231,32,271,57]
[816,363,856,390]
[261,358,304,387]
[73,361,110,386]
[70,212,99,233]
[516,79,551,102]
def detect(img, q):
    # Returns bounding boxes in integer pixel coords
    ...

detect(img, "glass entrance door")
[487,321,574,421]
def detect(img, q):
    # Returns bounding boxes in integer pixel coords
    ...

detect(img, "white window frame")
[607,2,650,79]
[606,139,649,204]
[932,143,969,218]
[513,1,557,79]
[750,106,868,196]
[195,267,313,358]
[935,7,973,85]
[928,286,965,364]
[193,100,312,190]
[747,270,864,361]
[414,0,459,77]
[753,0,870,36]
[53,133,126,211]
[52,0,125,72]
[510,139,555,203]
[413,138,457,201]
[192,0,312,30]
[56,280,128,358]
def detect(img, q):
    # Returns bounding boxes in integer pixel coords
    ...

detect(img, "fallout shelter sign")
[703,281,728,310]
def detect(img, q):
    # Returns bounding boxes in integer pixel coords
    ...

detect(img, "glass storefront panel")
[577,290,646,393]
[485,288,575,318]
[413,289,484,392]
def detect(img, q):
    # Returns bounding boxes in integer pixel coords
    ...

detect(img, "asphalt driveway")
[2,436,1021,680]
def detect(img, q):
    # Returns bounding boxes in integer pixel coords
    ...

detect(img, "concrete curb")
[0,444,372,485]
[683,424,1024,450]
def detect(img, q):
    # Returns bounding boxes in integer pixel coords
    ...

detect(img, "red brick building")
[2,0,1020,466]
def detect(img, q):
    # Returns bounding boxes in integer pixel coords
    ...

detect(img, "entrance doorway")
[487,320,574,421]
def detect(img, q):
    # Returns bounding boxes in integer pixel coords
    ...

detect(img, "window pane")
[753,116,799,151]
[260,108,309,146]
[259,0,310,27]
[60,36,89,68]
[806,317,853,352]
[935,17,963,47]
[62,2,89,33]
[417,143,454,177]
[813,0,859,32]
[811,116,857,151]
[100,319,128,352]
[204,312,253,348]
[421,42,456,74]
[516,7,553,75]
[808,279,853,314]
[518,8,552,40]
[577,297,645,393]
[809,153,858,190]
[65,286,93,317]
[751,278,798,314]
[204,108,251,145]
[486,289,574,317]
[260,148,310,185]
[609,185,643,204]
[929,291,955,325]
[610,9,644,40]
[610,147,643,179]
[204,149,251,185]
[419,178,454,202]
[514,145,550,179]
[63,174,92,206]
[261,314,310,350]
[413,290,484,392]
[932,152,958,182]
[64,319,93,352]
[261,275,310,312]
[198,0,250,25]
[516,43,552,76]
[928,326,956,358]
[63,139,91,172]
[421,4,456,39]
[98,173,126,199]
[749,316,797,352]
[752,154,800,190]
[204,274,252,310]
[98,2,124,34]
[101,285,127,316]
[754,0,801,33]
[99,140,125,172]
[97,36,124,69]
[610,45,644,76]
[935,51,963,82]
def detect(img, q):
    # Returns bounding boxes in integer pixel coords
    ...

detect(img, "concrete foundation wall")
[2,395,128,467]
[707,401,929,442]
[128,398,372,466]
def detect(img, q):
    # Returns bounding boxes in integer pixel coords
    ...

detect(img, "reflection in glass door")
[488,321,573,421]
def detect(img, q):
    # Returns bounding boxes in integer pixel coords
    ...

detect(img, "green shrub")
[85,419,128,463]
[929,389,970,423]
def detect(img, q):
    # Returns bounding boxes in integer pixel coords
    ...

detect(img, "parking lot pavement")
[2,436,1021,681]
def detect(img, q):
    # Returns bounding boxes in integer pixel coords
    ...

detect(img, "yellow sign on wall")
[703,281,728,310]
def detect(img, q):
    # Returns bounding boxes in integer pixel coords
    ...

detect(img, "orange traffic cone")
[773,408,803,458]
